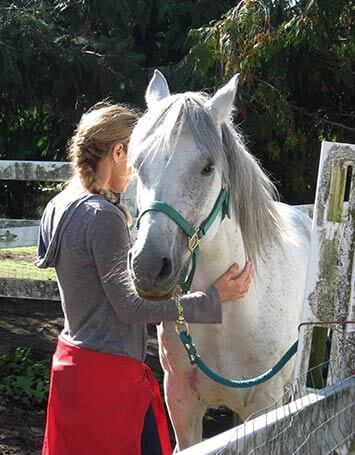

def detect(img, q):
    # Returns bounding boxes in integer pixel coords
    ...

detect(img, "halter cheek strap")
[136,188,231,294]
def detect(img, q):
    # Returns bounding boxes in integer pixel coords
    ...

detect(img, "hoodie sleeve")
[89,209,222,325]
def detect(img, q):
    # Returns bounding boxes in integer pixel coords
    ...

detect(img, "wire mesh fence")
[181,359,355,455]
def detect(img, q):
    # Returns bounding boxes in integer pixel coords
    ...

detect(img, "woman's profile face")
[108,144,134,193]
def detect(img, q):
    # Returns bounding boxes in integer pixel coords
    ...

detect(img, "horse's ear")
[205,74,239,124]
[145,69,170,109]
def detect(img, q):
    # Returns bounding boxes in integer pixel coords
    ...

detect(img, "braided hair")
[67,101,139,207]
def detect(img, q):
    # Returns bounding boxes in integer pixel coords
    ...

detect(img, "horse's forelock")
[130,92,228,177]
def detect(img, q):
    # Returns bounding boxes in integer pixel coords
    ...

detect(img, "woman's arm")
[89,209,222,324]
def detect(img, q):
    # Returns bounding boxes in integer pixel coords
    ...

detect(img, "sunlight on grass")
[0,246,56,280]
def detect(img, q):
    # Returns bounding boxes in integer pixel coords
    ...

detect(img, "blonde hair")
[68,101,138,194]
[67,101,139,222]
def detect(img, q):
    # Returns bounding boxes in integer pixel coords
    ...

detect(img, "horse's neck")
[192,219,246,291]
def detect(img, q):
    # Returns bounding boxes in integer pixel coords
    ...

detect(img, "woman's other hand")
[213,261,252,303]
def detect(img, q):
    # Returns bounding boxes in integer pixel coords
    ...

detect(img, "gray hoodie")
[36,182,222,361]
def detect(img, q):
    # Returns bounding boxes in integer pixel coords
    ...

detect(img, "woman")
[36,102,252,455]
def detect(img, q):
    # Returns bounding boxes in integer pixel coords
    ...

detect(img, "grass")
[0,246,56,280]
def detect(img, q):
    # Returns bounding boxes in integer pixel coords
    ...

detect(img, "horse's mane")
[129,92,284,264]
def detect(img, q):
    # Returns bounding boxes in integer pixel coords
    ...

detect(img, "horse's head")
[127,71,281,300]
[126,71,239,299]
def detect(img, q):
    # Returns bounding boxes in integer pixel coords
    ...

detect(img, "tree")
[184,0,355,203]
[2,0,353,214]
[0,0,143,216]
[0,0,236,163]
[0,0,145,162]
[0,0,237,216]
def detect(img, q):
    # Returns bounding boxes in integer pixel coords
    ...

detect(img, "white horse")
[128,70,311,451]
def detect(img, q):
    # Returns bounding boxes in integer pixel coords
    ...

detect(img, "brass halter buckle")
[188,230,200,254]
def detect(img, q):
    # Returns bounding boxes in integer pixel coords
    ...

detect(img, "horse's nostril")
[156,257,173,282]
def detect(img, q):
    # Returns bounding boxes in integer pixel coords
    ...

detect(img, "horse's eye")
[201,162,215,176]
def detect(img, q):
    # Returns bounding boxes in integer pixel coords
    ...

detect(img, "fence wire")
[200,359,355,455]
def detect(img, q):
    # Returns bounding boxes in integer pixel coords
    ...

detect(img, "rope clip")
[175,319,190,336]
[174,290,190,336]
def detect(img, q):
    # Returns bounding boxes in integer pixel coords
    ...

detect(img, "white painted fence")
[0,159,71,182]
[0,157,310,300]
[295,141,355,389]
[0,219,40,248]
[0,160,136,299]
[0,160,137,249]
[0,160,72,250]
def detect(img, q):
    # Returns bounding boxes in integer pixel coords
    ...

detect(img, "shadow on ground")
[0,297,233,454]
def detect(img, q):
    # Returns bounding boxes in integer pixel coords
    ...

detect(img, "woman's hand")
[213,261,252,303]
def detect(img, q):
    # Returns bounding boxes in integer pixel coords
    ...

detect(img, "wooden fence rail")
[0,160,72,181]
[0,160,137,249]
[0,160,136,299]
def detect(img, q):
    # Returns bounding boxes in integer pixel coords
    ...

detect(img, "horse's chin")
[129,267,181,301]
[135,287,175,301]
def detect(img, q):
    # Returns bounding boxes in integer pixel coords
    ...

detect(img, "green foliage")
[0,348,50,408]
[0,0,143,162]
[0,0,236,217]
[1,0,354,207]
[0,0,236,164]
[185,0,355,203]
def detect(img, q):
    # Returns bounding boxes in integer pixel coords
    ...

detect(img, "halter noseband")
[136,188,231,293]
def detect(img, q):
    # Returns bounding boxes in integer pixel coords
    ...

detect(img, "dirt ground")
[0,251,34,261]
[0,297,233,454]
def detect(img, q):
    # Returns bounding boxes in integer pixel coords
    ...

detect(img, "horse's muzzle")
[128,247,179,300]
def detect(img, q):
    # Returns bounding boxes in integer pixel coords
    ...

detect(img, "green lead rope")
[179,331,298,388]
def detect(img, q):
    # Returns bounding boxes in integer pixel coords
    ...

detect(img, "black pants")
[141,404,163,455]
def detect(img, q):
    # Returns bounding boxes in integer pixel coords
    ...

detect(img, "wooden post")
[295,141,355,392]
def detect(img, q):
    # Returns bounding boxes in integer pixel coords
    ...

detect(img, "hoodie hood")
[36,182,94,268]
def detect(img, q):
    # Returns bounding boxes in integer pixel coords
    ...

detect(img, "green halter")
[136,188,231,293]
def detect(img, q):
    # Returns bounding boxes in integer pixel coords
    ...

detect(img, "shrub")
[0,347,50,408]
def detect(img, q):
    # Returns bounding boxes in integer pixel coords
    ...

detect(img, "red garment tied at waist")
[42,337,172,455]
